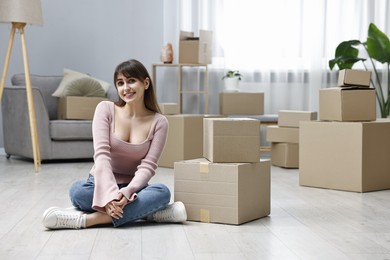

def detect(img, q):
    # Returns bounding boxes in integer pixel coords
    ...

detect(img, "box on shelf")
[58,96,107,120]
[271,143,299,168]
[319,87,376,122]
[278,110,317,128]
[159,114,222,168]
[338,69,371,87]
[266,125,299,143]
[300,120,390,192]
[219,92,264,115]
[179,30,212,64]
[204,118,260,163]
[159,103,180,115]
[174,158,271,225]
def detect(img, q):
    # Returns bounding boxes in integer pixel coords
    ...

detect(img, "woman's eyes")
[117,78,136,86]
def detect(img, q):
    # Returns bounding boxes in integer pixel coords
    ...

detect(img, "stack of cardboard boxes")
[266,110,317,168]
[174,117,271,225]
[300,69,390,192]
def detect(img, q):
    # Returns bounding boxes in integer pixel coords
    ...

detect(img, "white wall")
[0,0,164,147]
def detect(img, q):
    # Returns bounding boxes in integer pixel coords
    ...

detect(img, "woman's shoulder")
[96,100,114,112]
[153,113,168,125]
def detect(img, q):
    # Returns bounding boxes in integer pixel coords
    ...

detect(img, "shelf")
[152,63,209,113]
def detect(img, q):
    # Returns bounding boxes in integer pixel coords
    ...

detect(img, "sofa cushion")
[11,74,62,120]
[52,68,111,97]
[50,120,93,141]
[64,77,106,97]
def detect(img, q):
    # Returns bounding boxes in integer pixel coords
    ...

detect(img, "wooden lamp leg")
[0,23,41,172]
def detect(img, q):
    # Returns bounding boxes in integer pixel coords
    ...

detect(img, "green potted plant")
[222,70,242,91]
[329,23,390,118]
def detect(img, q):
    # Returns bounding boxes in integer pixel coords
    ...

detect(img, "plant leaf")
[329,40,363,70]
[366,23,390,63]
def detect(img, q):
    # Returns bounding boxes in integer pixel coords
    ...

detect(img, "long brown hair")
[113,59,161,113]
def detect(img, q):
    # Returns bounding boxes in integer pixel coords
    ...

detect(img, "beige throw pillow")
[52,68,111,97]
[64,77,106,97]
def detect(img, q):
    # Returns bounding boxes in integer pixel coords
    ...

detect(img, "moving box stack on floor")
[300,69,390,192]
[266,110,317,168]
[174,117,271,225]
[173,92,270,225]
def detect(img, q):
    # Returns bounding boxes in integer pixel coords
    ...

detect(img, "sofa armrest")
[2,86,52,159]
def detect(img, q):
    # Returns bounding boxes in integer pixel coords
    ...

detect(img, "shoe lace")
[57,212,82,229]
[153,206,175,222]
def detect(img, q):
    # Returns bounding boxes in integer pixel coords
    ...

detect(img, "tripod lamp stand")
[0,0,43,172]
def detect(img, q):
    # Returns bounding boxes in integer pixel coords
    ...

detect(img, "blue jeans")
[69,175,171,227]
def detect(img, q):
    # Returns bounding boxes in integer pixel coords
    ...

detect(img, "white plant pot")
[223,77,240,91]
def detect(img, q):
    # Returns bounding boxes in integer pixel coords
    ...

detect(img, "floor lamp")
[0,0,43,172]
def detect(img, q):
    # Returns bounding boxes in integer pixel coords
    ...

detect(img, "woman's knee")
[150,183,171,202]
[69,180,93,208]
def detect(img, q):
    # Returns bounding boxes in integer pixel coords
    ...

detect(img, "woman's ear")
[144,77,150,90]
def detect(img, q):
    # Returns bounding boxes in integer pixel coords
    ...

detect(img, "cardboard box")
[58,96,107,120]
[159,115,222,168]
[338,69,371,87]
[174,158,271,225]
[278,110,317,128]
[266,125,299,143]
[159,103,180,115]
[271,143,299,168]
[219,92,264,115]
[179,30,212,64]
[319,87,376,121]
[300,120,390,192]
[204,118,260,163]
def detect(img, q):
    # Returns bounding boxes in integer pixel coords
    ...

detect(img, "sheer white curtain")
[163,0,390,115]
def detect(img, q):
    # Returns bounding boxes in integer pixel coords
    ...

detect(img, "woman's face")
[115,73,149,104]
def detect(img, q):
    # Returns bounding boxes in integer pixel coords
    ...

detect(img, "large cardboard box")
[300,120,390,192]
[338,69,371,87]
[58,96,107,120]
[278,110,317,128]
[266,125,299,143]
[319,87,376,121]
[179,30,212,64]
[174,158,271,225]
[159,115,205,168]
[203,118,260,163]
[159,103,180,115]
[159,115,222,168]
[219,92,264,115]
[271,143,299,168]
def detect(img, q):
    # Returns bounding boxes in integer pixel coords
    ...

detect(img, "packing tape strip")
[199,162,209,173]
[200,209,210,223]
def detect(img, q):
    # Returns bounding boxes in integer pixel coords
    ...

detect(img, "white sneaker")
[150,201,187,223]
[42,207,85,229]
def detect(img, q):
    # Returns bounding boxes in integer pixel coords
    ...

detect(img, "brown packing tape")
[200,162,209,173]
[200,209,210,222]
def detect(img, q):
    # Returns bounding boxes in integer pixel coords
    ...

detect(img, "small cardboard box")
[300,120,390,192]
[219,92,264,115]
[266,125,299,143]
[319,87,376,121]
[338,69,371,87]
[203,118,260,163]
[179,30,212,64]
[278,110,317,128]
[174,158,271,225]
[58,96,107,120]
[271,143,299,168]
[159,115,222,168]
[159,103,180,115]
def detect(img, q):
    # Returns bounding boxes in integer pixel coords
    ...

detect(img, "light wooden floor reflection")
[0,149,390,260]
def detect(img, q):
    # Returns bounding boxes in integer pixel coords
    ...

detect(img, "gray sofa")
[1,73,118,161]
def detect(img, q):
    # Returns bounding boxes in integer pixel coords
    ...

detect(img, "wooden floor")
[1,150,390,260]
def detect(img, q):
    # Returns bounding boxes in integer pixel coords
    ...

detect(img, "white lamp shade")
[0,0,43,25]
